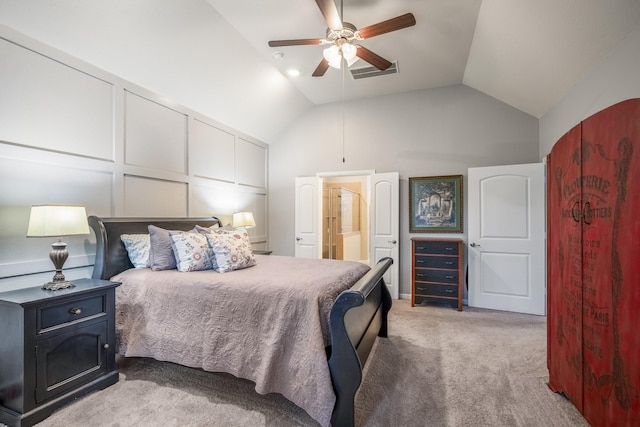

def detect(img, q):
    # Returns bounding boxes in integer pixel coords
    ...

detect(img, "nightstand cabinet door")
[411,238,464,311]
[35,321,109,403]
[0,278,120,427]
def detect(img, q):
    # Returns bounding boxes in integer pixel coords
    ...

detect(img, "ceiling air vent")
[350,61,398,80]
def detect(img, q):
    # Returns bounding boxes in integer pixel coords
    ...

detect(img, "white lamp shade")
[232,212,256,228]
[27,205,90,237]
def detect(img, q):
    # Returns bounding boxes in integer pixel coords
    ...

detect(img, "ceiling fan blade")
[268,38,323,47]
[315,0,343,31]
[355,46,392,71]
[312,59,330,77]
[357,13,416,39]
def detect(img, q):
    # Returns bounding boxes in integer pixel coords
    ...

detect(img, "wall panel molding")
[0,26,269,290]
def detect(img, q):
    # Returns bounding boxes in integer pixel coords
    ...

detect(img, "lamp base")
[43,239,75,291]
[42,280,76,291]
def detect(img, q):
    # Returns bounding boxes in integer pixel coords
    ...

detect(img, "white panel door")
[369,172,399,299]
[468,163,545,315]
[294,176,321,258]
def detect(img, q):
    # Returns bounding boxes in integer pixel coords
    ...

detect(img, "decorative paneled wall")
[0,27,268,291]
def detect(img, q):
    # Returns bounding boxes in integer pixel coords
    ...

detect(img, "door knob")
[470,242,481,247]
[295,237,302,241]
[388,240,397,244]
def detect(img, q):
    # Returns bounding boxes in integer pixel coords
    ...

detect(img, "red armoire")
[547,98,639,426]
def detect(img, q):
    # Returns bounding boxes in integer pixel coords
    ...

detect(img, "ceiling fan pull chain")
[342,62,346,163]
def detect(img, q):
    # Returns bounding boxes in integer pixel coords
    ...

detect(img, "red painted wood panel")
[580,98,640,426]
[547,98,640,426]
[547,122,584,410]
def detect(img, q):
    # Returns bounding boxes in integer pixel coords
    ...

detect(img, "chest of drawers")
[0,278,120,427]
[411,238,464,311]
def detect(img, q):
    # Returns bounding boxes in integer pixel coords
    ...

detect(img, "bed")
[88,216,393,427]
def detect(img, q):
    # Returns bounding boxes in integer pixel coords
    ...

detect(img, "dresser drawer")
[415,283,458,298]
[38,294,107,332]
[414,269,459,283]
[413,241,459,255]
[414,255,458,269]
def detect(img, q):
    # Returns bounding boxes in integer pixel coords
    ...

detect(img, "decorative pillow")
[120,234,150,268]
[148,225,178,271]
[206,229,256,273]
[169,231,213,272]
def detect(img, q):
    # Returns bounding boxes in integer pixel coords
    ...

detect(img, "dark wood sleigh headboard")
[88,216,222,280]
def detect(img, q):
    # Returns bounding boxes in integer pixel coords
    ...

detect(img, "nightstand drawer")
[415,283,458,298]
[414,269,459,283]
[38,294,106,332]
[414,255,458,269]
[414,241,459,255]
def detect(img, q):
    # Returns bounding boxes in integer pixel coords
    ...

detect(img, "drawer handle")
[417,259,425,264]
[445,289,454,293]
[417,246,425,250]
[445,276,454,279]
[445,261,454,265]
[445,247,453,251]
[69,308,82,315]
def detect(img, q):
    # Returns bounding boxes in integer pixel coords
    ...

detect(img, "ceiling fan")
[268,0,416,77]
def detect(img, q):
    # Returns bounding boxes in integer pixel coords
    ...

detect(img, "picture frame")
[409,175,463,233]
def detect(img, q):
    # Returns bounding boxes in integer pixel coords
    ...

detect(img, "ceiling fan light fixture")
[341,43,357,61]
[323,42,358,70]
[323,45,342,69]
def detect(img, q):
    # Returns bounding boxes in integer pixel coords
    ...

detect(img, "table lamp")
[27,205,90,290]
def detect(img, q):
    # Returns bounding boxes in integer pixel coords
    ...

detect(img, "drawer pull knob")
[445,262,454,265]
[69,308,82,315]
[445,248,453,251]
[446,289,454,293]
[103,343,110,349]
[445,276,454,279]
[417,260,424,264]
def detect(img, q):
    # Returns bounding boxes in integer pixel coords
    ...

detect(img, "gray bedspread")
[111,255,370,427]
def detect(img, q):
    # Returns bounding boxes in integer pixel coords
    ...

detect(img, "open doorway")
[295,171,399,298]
[322,176,369,263]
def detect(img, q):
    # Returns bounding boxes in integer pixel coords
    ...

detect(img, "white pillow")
[120,234,150,268]
[169,231,213,272]
[206,228,256,273]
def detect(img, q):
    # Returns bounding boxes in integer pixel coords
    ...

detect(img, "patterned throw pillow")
[120,234,150,268]
[169,231,214,272]
[206,228,256,273]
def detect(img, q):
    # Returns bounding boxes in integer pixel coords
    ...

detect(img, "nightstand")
[0,278,121,427]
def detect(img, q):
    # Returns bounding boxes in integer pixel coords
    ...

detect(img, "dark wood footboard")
[329,257,393,427]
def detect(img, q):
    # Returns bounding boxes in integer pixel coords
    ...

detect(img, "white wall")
[540,24,640,156]
[0,0,312,143]
[269,85,539,296]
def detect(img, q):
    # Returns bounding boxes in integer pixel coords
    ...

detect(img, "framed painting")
[409,175,463,233]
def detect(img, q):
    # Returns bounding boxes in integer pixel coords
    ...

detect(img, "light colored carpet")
[30,300,589,427]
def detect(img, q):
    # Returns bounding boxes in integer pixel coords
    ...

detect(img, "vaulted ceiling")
[208,0,640,118]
